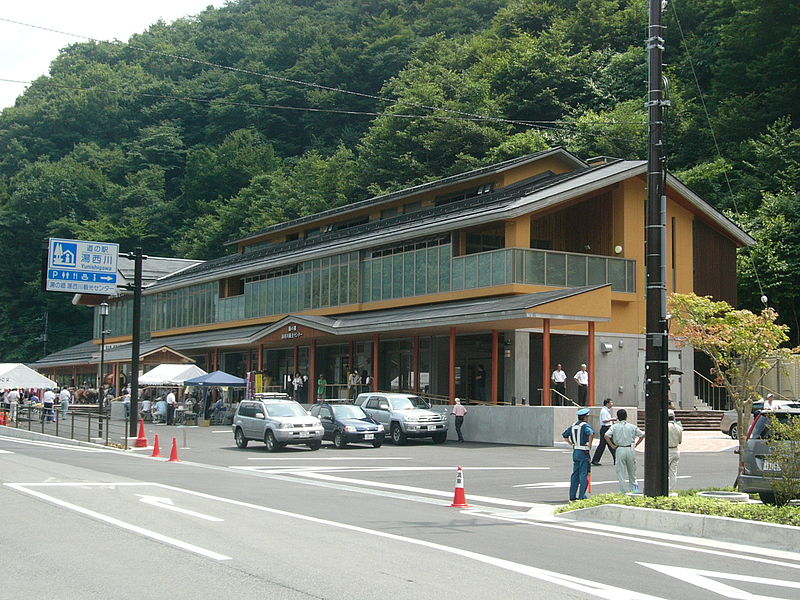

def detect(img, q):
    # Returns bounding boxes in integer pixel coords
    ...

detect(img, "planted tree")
[763,412,800,505]
[668,292,793,452]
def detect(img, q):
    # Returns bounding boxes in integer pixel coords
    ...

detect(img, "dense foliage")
[1,0,799,360]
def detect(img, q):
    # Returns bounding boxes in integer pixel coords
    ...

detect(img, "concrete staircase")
[637,409,723,431]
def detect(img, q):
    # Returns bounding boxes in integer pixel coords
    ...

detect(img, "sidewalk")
[635,430,737,453]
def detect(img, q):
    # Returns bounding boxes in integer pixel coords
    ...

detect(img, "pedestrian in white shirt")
[573,364,589,406]
[165,389,177,425]
[7,388,19,422]
[667,410,684,492]
[451,398,468,442]
[59,387,71,420]
[551,363,567,402]
[591,398,617,466]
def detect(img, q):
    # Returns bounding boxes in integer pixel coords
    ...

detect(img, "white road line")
[5,483,231,561]
[0,436,106,452]
[148,482,665,600]
[245,456,412,461]
[237,465,549,473]
[513,476,690,489]
[0,448,14,454]
[137,494,224,522]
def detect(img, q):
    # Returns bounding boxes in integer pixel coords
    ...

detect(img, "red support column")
[449,327,456,404]
[413,336,420,393]
[213,348,219,371]
[247,349,252,372]
[257,344,264,371]
[588,321,596,407]
[309,340,317,403]
[542,319,551,406]
[372,334,380,391]
[349,340,355,374]
[491,329,499,405]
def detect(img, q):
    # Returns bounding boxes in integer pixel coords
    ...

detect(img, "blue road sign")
[47,238,120,295]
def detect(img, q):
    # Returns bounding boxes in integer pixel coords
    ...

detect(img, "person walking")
[667,409,683,492]
[7,388,19,423]
[165,388,177,425]
[573,364,589,406]
[551,363,567,403]
[43,389,56,422]
[59,386,71,421]
[591,399,617,466]
[451,398,468,442]
[291,372,305,402]
[604,408,645,493]
[562,407,594,501]
[316,374,327,402]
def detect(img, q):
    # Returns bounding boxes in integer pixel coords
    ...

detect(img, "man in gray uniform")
[604,408,645,493]
[667,409,683,492]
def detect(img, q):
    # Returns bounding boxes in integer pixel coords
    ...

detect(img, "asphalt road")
[1,427,798,600]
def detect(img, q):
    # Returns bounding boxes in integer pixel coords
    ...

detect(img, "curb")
[0,425,117,451]
[559,503,800,553]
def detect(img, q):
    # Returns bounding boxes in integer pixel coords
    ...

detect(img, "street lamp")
[98,302,109,436]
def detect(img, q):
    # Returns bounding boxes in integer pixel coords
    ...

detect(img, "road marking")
[5,483,231,561]
[136,494,224,522]
[245,456,411,461]
[0,436,106,452]
[0,448,14,454]
[210,430,230,433]
[514,476,690,489]
[237,465,548,473]
[147,482,665,600]
[639,562,800,599]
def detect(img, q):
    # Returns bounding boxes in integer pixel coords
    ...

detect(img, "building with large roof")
[34,147,752,407]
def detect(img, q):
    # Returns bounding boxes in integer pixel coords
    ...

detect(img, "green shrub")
[555,492,800,527]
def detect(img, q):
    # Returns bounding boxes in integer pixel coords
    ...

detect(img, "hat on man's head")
[766,393,775,399]
[576,408,590,416]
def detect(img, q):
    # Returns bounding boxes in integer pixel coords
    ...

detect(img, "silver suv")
[739,408,800,505]
[356,392,447,445]
[233,394,324,451]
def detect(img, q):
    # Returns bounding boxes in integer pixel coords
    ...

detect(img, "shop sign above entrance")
[281,325,303,340]
[46,237,119,295]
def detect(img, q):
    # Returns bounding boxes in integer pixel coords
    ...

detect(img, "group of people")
[1,387,75,423]
[563,401,684,501]
[550,363,590,406]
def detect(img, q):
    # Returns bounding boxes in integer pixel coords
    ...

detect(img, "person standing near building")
[551,363,567,403]
[451,398,468,442]
[316,374,327,401]
[165,388,177,425]
[573,364,589,406]
[59,386,71,421]
[591,399,616,466]
[7,388,19,423]
[667,409,683,492]
[347,369,360,400]
[562,407,594,501]
[763,393,778,410]
[292,372,306,403]
[475,365,486,402]
[604,408,645,493]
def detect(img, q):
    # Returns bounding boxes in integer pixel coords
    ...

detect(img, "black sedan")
[310,402,385,448]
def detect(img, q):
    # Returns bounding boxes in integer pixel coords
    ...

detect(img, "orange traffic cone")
[151,434,163,458]
[134,418,148,448]
[587,472,593,494]
[168,437,180,462]
[0,412,7,425]
[450,466,472,508]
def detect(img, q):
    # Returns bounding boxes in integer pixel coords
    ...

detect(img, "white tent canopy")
[138,363,207,387]
[0,363,57,389]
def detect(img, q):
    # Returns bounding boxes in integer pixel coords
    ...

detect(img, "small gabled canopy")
[138,363,207,386]
[183,370,247,388]
[0,364,58,389]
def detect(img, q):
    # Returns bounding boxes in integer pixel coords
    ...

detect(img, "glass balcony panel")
[478,253,491,287]
[523,250,545,284]
[403,252,415,296]
[426,248,438,294]
[392,255,403,298]
[545,252,566,286]
[464,255,478,289]
[491,250,508,286]
[414,250,426,295]
[608,259,627,292]
[587,257,607,286]
[566,254,588,287]
[627,260,636,293]
[438,246,450,292]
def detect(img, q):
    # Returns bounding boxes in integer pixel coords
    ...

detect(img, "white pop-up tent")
[138,363,207,386]
[0,363,57,389]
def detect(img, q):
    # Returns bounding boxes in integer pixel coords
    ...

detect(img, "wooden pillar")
[257,344,264,370]
[247,349,252,372]
[309,340,317,403]
[372,334,380,391]
[491,329,499,405]
[412,336,420,393]
[213,348,219,371]
[588,321,596,407]
[542,319,551,406]
[449,327,456,404]
[349,340,355,374]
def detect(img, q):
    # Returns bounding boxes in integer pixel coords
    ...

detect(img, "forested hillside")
[1,0,798,360]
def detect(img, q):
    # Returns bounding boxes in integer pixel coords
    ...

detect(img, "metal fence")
[0,405,131,449]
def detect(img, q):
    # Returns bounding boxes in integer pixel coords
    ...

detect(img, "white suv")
[356,392,448,445]
[233,395,323,451]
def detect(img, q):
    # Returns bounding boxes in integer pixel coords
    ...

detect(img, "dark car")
[738,408,800,505]
[310,402,385,448]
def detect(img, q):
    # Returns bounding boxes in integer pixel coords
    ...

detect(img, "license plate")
[364,433,374,440]
[298,431,309,438]
[426,425,436,431]
[763,460,781,472]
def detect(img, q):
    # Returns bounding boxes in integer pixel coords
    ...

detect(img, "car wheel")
[372,440,383,448]
[432,432,447,444]
[264,430,278,452]
[308,440,322,451]
[729,424,738,440]
[391,423,406,445]
[759,491,788,506]
[234,428,248,449]
[334,431,347,449]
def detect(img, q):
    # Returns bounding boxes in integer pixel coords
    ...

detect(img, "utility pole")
[644,0,671,496]
[122,248,146,437]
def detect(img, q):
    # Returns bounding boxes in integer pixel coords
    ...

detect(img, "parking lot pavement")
[635,431,738,453]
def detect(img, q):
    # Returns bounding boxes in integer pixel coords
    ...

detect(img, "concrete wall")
[594,332,642,406]
[431,405,638,446]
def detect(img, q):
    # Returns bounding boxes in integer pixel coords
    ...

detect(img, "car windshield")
[751,412,800,440]
[265,403,307,418]
[390,396,429,410]
[332,405,368,419]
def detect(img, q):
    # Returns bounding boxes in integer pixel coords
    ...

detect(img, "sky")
[0,1,228,109]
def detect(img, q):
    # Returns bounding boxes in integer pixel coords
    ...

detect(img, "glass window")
[567,254,588,287]
[545,252,566,286]
[478,253,491,287]
[587,256,607,286]
[608,259,626,292]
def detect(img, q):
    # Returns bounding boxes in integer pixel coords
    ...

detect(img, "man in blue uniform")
[562,407,595,501]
